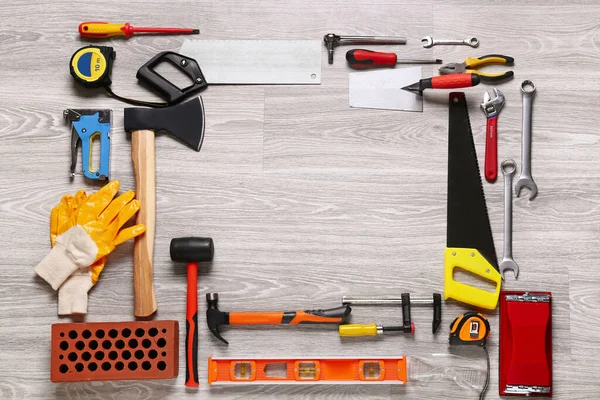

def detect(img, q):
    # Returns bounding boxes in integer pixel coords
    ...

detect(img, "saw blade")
[179,40,321,84]
[447,92,498,270]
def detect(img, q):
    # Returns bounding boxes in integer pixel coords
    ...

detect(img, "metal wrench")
[499,159,519,280]
[515,80,538,200]
[421,36,479,48]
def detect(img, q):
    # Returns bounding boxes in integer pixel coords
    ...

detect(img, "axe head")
[124,97,206,151]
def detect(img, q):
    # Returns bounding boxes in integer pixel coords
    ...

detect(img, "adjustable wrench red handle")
[485,115,498,183]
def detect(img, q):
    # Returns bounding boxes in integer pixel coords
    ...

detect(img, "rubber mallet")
[170,237,214,387]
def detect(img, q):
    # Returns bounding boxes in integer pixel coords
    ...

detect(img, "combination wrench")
[515,80,538,199]
[499,159,519,280]
[421,36,479,48]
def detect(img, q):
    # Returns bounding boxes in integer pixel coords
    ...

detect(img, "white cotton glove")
[35,225,98,290]
[57,267,94,315]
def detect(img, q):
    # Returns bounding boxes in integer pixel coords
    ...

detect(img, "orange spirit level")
[208,356,407,385]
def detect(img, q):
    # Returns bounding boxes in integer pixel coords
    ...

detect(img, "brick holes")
[52,321,178,382]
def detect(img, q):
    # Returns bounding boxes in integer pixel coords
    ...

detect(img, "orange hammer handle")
[229,312,285,325]
[229,309,346,325]
[288,310,344,324]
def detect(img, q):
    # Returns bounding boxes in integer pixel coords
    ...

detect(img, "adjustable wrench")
[499,159,519,280]
[515,80,537,200]
[421,36,479,48]
[480,88,505,183]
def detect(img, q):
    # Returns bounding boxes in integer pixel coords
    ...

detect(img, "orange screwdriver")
[346,49,442,69]
[79,21,200,38]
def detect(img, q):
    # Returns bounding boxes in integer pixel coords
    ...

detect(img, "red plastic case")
[499,291,552,397]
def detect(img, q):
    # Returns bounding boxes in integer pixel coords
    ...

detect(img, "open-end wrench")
[515,80,538,200]
[421,36,479,49]
[499,159,519,280]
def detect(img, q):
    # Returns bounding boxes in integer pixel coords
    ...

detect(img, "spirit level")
[208,356,407,385]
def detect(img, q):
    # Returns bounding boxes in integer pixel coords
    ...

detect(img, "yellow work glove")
[36,181,146,293]
[49,189,108,315]
[50,189,88,245]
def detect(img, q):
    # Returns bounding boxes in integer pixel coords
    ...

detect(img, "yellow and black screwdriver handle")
[449,312,490,347]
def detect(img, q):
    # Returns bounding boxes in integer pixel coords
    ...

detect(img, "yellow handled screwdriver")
[339,323,414,337]
[79,22,200,38]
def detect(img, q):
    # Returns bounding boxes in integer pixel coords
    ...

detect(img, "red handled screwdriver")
[79,21,200,38]
[346,49,442,69]
[401,74,481,95]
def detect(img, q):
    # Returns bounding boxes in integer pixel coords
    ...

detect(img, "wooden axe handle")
[131,130,157,317]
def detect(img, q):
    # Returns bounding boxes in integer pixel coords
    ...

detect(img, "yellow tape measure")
[449,312,490,346]
[69,46,115,89]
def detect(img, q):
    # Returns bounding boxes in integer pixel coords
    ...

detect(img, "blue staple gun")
[64,109,111,180]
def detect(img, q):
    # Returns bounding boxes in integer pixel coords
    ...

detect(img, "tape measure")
[68,46,207,108]
[449,312,491,400]
[449,312,490,347]
[69,46,115,89]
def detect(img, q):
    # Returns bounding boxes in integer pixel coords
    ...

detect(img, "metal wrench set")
[31,21,551,399]
[479,80,538,281]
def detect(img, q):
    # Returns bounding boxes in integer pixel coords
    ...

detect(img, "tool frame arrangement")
[27,19,554,400]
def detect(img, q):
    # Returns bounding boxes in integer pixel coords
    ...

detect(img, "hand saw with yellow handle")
[445,92,502,310]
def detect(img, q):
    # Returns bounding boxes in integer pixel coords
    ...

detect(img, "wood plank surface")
[0,0,597,398]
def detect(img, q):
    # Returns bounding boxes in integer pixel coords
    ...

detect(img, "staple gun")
[64,109,111,180]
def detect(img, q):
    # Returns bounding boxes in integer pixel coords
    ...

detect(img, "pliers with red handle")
[439,55,514,83]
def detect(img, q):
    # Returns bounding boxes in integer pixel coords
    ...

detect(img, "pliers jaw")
[438,62,467,75]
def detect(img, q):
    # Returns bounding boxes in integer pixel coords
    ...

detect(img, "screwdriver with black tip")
[346,49,442,70]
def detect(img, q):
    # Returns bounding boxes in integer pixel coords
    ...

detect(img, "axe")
[124,98,206,317]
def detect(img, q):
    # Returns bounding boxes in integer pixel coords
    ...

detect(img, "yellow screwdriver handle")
[79,22,129,38]
[339,324,378,337]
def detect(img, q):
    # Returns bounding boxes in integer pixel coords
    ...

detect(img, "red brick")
[51,320,178,382]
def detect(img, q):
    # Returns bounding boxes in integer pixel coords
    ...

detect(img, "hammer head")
[124,97,206,151]
[170,237,214,263]
[206,293,230,344]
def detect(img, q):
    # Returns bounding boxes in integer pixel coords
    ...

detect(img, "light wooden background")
[0,0,597,399]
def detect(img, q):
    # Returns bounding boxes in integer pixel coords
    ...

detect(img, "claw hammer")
[206,293,351,344]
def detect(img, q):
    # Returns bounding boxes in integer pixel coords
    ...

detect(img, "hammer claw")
[210,328,229,345]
